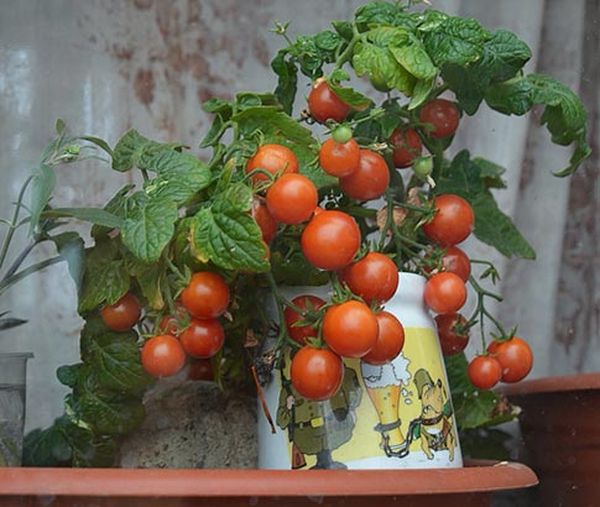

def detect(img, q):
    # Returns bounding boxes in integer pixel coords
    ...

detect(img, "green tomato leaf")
[423,16,490,67]
[121,192,178,263]
[91,184,135,239]
[80,318,153,396]
[354,2,417,31]
[484,76,535,115]
[191,183,269,273]
[332,20,354,41]
[29,164,56,234]
[57,363,84,388]
[271,50,298,115]
[352,28,416,95]
[143,151,212,205]
[417,9,449,32]
[472,157,506,189]
[125,254,166,310]
[389,31,437,80]
[233,106,315,146]
[327,81,373,110]
[202,98,233,114]
[112,129,159,172]
[409,78,435,110]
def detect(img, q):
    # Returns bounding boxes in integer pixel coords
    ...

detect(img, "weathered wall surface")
[0,0,597,432]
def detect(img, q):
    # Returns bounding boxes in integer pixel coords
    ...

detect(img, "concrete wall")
[0,0,597,432]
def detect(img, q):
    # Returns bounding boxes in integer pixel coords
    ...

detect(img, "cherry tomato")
[340,149,390,201]
[266,174,318,225]
[319,138,360,178]
[246,144,299,184]
[179,318,225,359]
[424,272,467,314]
[435,313,469,356]
[423,194,474,246]
[413,156,434,179]
[307,80,350,124]
[341,252,399,304]
[181,272,230,319]
[301,210,361,270]
[488,337,533,383]
[468,355,502,390]
[419,99,460,138]
[332,125,353,144]
[390,128,423,168]
[141,335,186,378]
[362,311,405,365]
[101,293,141,332]
[291,346,343,401]
[252,199,278,243]
[442,246,471,282]
[323,300,378,358]
[188,358,214,381]
[284,295,326,345]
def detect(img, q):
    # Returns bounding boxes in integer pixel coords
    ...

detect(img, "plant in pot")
[18,0,587,490]
[0,124,109,465]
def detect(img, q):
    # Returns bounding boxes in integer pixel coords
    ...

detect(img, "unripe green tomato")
[413,156,434,179]
[332,125,353,144]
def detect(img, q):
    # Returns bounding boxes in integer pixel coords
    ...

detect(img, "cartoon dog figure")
[411,368,455,461]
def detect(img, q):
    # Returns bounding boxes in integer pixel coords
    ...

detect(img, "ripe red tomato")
[266,174,318,225]
[252,199,278,243]
[362,311,405,365]
[141,335,186,378]
[301,210,361,271]
[442,246,471,282]
[488,337,533,383]
[188,358,214,381]
[468,355,502,390]
[424,272,467,314]
[246,144,299,184]
[291,346,344,401]
[101,293,141,332]
[307,80,350,124]
[341,252,399,304]
[390,128,423,168]
[284,295,326,345]
[323,300,378,358]
[179,318,225,359]
[423,194,474,246]
[419,99,460,138]
[319,138,360,177]
[181,272,230,319]
[339,149,390,201]
[435,313,469,356]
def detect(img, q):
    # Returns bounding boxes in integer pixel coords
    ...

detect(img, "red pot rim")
[0,461,537,498]
[497,372,600,398]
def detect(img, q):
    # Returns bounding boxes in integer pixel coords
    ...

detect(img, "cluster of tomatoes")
[286,252,405,401]
[100,271,230,379]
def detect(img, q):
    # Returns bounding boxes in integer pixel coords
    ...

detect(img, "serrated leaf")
[125,255,166,310]
[121,193,178,263]
[352,28,416,95]
[354,2,417,31]
[143,151,211,205]
[485,76,534,115]
[417,9,448,32]
[112,129,159,172]
[472,157,506,189]
[202,98,233,114]
[271,50,298,115]
[233,106,315,146]
[327,81,373,109]
[80,319,152,396]
[332,20,354,41]
[191,184,269,273]
[389,31,437,80]
[29,164,56,234]
[91,184,135,238]
[409,78,435,110]
[314,30,342,51]
[424,16,490,67]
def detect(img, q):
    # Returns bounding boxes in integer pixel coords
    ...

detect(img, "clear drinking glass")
[0,353,32,466]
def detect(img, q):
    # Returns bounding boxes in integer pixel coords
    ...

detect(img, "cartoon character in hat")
[408,368,456,461]
[276,365,362,469]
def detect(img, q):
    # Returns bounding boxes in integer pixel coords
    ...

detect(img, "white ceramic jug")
[258,272,463,470]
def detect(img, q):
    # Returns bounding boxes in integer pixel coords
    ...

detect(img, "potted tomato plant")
[3,0,590,504]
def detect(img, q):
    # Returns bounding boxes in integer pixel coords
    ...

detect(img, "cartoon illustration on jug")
[360,352,412,457]
[276,365,362,469]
